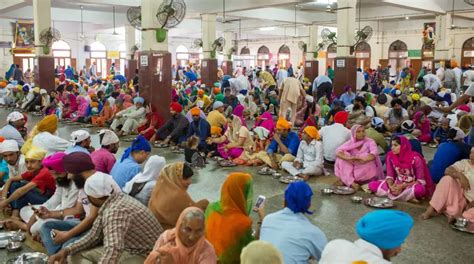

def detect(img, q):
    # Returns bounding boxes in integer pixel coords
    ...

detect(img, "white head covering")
[196,100,204,109]
[0,140,19,153]
[40,89,47,95]
[305,95,314,103]
[99,129,119,146]
[71,130,90,144]
[7,111,24,123]
[237,94,246,105]
[122,155,166,194]
[84,172,120,198]
[254,126,270,140]
[453,127,466,141]
[213,101,224,110]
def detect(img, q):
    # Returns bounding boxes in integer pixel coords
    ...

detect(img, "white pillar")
[33,0,52,56]
[434,14,450,60]
[141,0,167,51]
[336,0,356,57]
[223,31,234,61]
[201,14,217,59]
[305,24,319,61]
[125,25,136,59]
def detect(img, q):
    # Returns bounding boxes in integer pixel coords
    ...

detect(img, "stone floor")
[1,109,473,263]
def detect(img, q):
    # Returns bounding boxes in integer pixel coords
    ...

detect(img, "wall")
[0,18,15,77]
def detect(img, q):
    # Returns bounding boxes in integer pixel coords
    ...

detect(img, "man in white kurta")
[281,126,324,180]
[110,97,146,136]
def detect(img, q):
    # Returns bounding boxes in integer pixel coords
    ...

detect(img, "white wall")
[0,18,15,77]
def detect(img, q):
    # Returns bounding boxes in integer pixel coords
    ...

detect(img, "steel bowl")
[455,218,469,228]
[351,195,363,203]
[6,240,22,252]
[321,188,333,195]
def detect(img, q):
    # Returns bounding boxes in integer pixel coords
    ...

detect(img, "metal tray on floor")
[7,252,48,264]
[450,223,474,234]
[0,231,20,241]
[218,160,237,167]
[364,197,395,208]
[332,186,356,195]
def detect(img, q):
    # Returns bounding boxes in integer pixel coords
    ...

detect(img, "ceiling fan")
[217,0,240,23]
[450,0,469,29]
[298,0,353,13]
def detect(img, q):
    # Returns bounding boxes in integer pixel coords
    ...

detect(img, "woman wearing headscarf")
[241,241,284,264]
[71,96,89,122]
[334,125,383,190]
[412,111,432,143]
[148,162,209,230]
[91,98,113,127]
[144,207,217,264]
[253,111,275,136]
[205,173,262,264]
[21,115,70,156]
[234,126,271,166]
[123,155,166,205]
[137,104,164,140]
[369,136,434,202]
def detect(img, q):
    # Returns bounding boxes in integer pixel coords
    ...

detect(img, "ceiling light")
[405,16,409,20]
[259,27,275,31]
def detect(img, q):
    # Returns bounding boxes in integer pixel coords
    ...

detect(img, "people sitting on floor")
[148,162,209,230]
[365,117,388,154]
[384,98,409,132]
[22,114,70,156]
[207,101,227,129]
[281,126,324,180]
[399,120,424,156]
[433,117,451,146]
[319,111,351,163]
[240,240,284,264]
[65,130,93,154]
[0,140,26,182]
[0,111,26,146]
[90,129,119,174]
[111,135,150,189]
[152,102,189,145]
[320,210,414,263]
[261,182,327,263]
[412,111,432,143]
[111,96,146,137]
[187,107,211,152]
[137,104,164,141]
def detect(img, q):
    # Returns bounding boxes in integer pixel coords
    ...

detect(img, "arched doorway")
[257,45,270,69]
[388,40,408,79]
[89,41,107,78]
[52,40,72,69]
[326,44,337,69]
[355,41,371,69]
[176,45,189,67]
[233,46,255,68]
[278,44,290,68]
[421,43,434,70]
[461,37,474,67]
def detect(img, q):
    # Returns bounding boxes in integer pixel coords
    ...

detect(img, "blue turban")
[284,182,313,214]
[356,210,414,250]
[120,135,151,162]
[133,97,145,104]
[113,74,127,84]
[239,89,248,96]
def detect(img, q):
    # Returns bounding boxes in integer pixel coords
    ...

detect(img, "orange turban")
[36,114,58,134]
[303,126,320,140]
[276,117,291,130]
[0,81,7,88]
[211,126,223,136]
[190,107,200,116]
[198,89,205,96]
[213,87,221,94]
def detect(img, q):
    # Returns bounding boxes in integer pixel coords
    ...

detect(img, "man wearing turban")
[152,102,189,146]
[186,107,211,152]
[111,96,146,137]
[256,117,300,169]
[90,129,119,174]
[207,101,227,128]
[319,111,351,162]
[261,182,327,263]
[0,111,26,146]
[320,210,414,263]
[22,115,71,156]
[0,147,55,229]
[281,126,324,180]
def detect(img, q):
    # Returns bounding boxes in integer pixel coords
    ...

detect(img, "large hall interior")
[0,0,473,263]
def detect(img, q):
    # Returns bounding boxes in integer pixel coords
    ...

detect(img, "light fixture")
[80,5,85,39]
[112,6,118,35]
[259,27,275,31]
[405,16,409,20]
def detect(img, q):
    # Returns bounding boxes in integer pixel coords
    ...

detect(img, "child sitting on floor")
[432,117,450,146]
[206,126,222,158]
[185,135,205,168]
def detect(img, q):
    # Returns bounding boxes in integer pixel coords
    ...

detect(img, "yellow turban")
[211,126,223,136]
[37,115,58,134]
[412,93,420,101]
[190,107,200,116]
[303,126,320,140]
[33,87,40,93]
[276,117,291,130]
[25,147,46,161]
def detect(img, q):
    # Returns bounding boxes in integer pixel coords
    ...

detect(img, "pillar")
[138,0,172,120]
[333,0,357,96]
[201,14,218,87]
[33,0,55,91]
[304,24,319,82]
[124,25,137,80]
[433,14,450,68]
[222,31,234,76]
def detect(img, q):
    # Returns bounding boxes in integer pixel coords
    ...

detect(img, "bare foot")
[421,206,437,220]
[447,215,456,224]
[3,218,27,231]
[298,174,310,181]
[351,183,361,191]
[333,179,344,186]
[409,198,420,204]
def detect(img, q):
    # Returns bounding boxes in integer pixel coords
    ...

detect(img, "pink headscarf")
[254,111,274,134]
[336,125,367,152]
[67,94,78,112]
[233,104,247,128]
[413,111,430,135]
[76,96,89,117]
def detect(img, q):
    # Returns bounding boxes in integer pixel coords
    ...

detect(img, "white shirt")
[320,239,391,264]
[462,70,474,87]
[229,75,250,93]
[453,67,462,90]
[423,74,442,92]
[319,123,351,162]
[7,155,27,178]
[356,71,365,90]
[295,140,324,168]
[465,83,474,97]
[32,132,71,156]
[43,181,80,213]
[345,104,374,117]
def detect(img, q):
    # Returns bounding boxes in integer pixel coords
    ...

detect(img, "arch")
[90,41,106,51]
[278,44,290,54]
[355,41,370,52]
[257,45,269,54]
[389,40,407,52]
[176,45,188,53]
[240,46,250,55]
[52,40,71,50]
[461,37,474,67]
[355,41,371,69]
[462,37,474,49]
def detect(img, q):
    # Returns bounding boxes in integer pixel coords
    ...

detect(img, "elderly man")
[187,107,211,152]
[261,182,327,263]
[111,135,151,189]
[258,117,300,169]
[347,96,374,127]
[319,111,351,163]
[320,210,414,263]
[48,172,163,264]
[384,98,409,132]
[0,111,26,146]
[91,129,119,174]
[111,96,146,137]
[152,102,189,145]
[65,130,93,154]
[1,140,27,181]
[279,77,304,126]
[281,126,324,180]
[207,101,227,128]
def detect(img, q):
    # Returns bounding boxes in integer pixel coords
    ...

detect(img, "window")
[90,41,107,77]
[52,40,71,68]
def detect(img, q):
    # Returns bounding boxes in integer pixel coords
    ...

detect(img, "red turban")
[170,102,183,113]
[334,111,349,125]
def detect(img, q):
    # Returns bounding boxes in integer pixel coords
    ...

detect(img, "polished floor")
[1,109,473,263]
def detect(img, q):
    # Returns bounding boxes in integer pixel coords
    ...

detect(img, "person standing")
[279,77,304,125]
[13,64,23,82]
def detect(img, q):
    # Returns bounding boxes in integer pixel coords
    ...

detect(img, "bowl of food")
[351,195,363,203]
[321,188,333,195]
[455,218,469,228]
[6,240,22,252]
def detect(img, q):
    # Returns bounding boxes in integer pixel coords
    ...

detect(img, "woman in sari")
[61,93,78,120]
[334,125,383,190]
[413,111,432,143]
[91,99,113,127]
[253,111,275,136]
[422,149,474,221]
[234,126,271,166]
[148,162,209,230]
[72,96,89,122]
[205,173,264,264]
[144,207,217,264]
[137,104,164,140]
[368,136,434,202]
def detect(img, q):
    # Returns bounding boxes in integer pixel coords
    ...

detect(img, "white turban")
[84,172,119,198]
[213,101,224,110]
[305,95,314,103]
[0,140,19,153]
[7,111,24,123]
[99,129,119,146]
[71,130,90,144]
[40,89,47,95]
